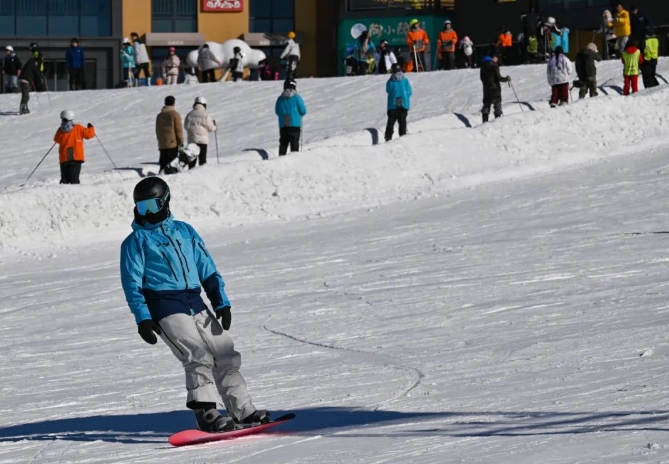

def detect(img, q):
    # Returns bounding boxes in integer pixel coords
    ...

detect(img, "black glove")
[216,306,231,330]
[137,319,162,345]
[87,123,93,128]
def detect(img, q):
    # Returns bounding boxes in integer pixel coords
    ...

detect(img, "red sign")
[202,0,243,12]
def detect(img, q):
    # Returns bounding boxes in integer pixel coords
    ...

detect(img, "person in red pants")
[622,39,643,95]
[546,46,573,107]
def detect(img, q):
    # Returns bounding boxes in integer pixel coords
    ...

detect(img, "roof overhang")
[144,33,206,47]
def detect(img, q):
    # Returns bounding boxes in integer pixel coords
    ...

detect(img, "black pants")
[481,93,502,121]
[188,143,208,169]
[641,60,659,89]
[135,63,151,79]
[440,52,455,70]
[159,147,179,173]
[287,55,300,79]
[19,81,30,106]
[412,51,425,72]
[232,71,243,82]
[385,109,408,141]
[201,69,215,83]
[68,68,85,90]
[60,161,82,184]
[279,127,301,156]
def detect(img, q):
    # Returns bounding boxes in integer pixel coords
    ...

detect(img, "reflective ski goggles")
[135,191,169,215]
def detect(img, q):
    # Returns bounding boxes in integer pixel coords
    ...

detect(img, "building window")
[250,0,295,35]
[152,0,197,33]
[0,0,111,37]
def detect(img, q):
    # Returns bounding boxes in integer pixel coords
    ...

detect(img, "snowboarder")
[547,46,573,107]
[375,39,397,75]
[120,38,135,87]
[17,56,40,115]
[163,47,180,85]
[155,95,184,174]
[53,110,95,184]
[197,44,221,83]
[184,96,217,168]
[225,47,244,82]
[642,27,659,89]
[480,50,510,123]
[622,39,643,95]
[385,63,412,142]
[281,31,301,80]
[66,38,86,90]
[131,32,151,85]
[275,79,306,156]
[120,177,270,433]
[575,43,601,99]
[3,45,21,93]
[437,20,458,70]
[406,19,429,72]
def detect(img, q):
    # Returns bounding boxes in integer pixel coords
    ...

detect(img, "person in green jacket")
[621,39,642,95]
[642,27,659,89]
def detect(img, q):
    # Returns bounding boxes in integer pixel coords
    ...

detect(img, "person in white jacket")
[184,96,217,167]
[375,39,397,74]
[130,32,151,85]
[546,46,573,107]
[163,47,180,85]
[281,32,300,79]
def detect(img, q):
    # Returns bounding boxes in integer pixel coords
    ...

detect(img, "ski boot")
[19,104,30,115]
[236,410,270,426]
[194,408,235,433]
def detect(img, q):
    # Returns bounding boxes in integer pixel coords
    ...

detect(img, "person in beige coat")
[155,95,184,174]
[184,96,217,167]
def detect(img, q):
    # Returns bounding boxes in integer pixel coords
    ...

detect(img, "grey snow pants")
[157,311,256,421]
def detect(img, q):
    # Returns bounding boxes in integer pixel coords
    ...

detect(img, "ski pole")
[95,133,124,180]
[24,143,56,184]
[508,80,524,112]
[214,120,220,164]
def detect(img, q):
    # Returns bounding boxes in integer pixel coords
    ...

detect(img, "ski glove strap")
[216,306,232,331]
[138,319,162,345]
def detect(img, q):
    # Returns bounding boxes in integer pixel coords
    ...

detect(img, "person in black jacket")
[630,5,651,54]
[3,46,21,93]
[29,42,46,92]
[18,57,40,114]
[480,51,510,123]
[574,43,601,99]
[521,7,538,64]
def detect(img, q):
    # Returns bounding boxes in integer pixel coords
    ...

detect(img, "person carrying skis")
[17,56,40,115]
[375,39,397,75]
[547,46,573,107]
[131,32,151,85]
[163,47,180,85]
[480,50,510,123]
[275,79,306,156]
[641,26,659,89]
[406,19,429,72]
[53,110,95,184]
[281,31,301,79]
[184,96,217,167]
[3,46,21,93]
[120,38,136,87]
[156,95,184,174]
[385,63,412,142]
[197,44,221,83]
[120,177,270,433]
[437,20,458,70]
[621,39,643,95]
[575,42,601,99]
[225,47,244,82]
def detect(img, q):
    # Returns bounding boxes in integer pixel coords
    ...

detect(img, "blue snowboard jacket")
[66,46,85,69]
[386,71,412,111]
[275,89,307,128]
[120,215,230,324]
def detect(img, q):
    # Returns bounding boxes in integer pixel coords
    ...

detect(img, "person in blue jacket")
[274,79,306,156]
[385,63,412,142]
[65,38,86,90]
[120,177,269,433]
[120,38,135,86]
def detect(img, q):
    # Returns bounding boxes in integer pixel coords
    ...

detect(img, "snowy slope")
[2,61,669,463]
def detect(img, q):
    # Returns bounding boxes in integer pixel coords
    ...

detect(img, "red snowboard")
[169,413,296,447]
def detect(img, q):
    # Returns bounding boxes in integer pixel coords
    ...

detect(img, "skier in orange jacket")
[437,20,458,70]
[406,19,430,72]
[53,109,95,184]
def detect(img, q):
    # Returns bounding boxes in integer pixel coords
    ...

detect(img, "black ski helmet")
[284,79,296,90]
[233,46,241,54]
[29,42,38,50]
[133,177,171,224]
[390,63,401,74]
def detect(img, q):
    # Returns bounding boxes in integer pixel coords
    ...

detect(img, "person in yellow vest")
[621,39,643,95]
[609,3,631,56]
[437,20,458,70]
[641,26,659,89]
[406,19,430,72]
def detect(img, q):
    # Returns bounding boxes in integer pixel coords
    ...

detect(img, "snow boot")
[237,410,270,425]
[19,104,29,115]
[194,409,235,433]
[482,114,489,123]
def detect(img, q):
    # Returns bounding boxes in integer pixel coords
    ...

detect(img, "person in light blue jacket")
[385,63,412,142]
[120,38,135,86]
[120,177,269,433]
[275,79,306,155]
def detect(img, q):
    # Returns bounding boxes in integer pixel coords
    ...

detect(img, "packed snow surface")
[2,60,669,463]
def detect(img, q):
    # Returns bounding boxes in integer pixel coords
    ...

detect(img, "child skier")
[120,177,269,432]
[53,110,95,184]
[225,47,244,82]
[621,39,643,95]
[274,79,306,156]
[547,46,573,107]
[385,63,412,142]
[480,50,510,123]
[184,96,217,167]
[120,38,135,86]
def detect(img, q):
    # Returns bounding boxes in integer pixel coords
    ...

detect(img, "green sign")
[338,15,452,76]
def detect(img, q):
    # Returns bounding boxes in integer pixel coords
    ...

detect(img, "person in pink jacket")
[163,47,180,85]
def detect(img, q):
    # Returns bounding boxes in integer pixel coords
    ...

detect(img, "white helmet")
[5,45,13,52]
[122,37,131,44]
[194,96,207,106]
[60,109,75,121]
